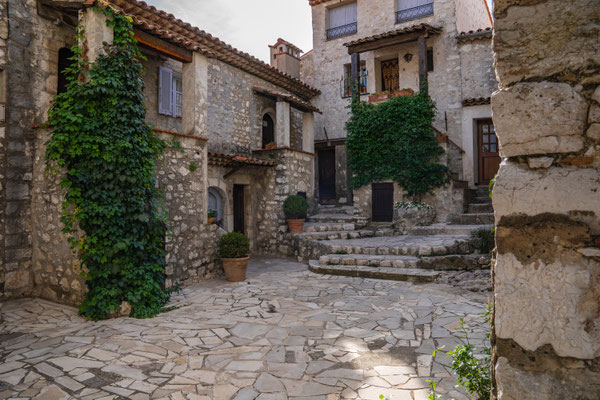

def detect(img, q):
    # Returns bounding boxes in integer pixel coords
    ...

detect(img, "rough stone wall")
[491,0,600,398]
[0,0,7,298]
[458,38,496,101]
[253,148,314,255]
[157,134,219,288]
[142,55,183,133]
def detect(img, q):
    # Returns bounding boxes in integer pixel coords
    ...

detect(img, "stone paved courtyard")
[0,258,489,400]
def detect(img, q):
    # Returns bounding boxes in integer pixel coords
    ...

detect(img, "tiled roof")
[344,24,442,48]
[462,97,491,107]
[252,86,322,114]
[270,38,303,54]
[308,0,335,5]
[208,152,276,168]
[456,27,493,43]
[84,0,320,99]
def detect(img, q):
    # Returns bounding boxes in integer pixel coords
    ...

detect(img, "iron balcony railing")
[326,22,358,40]
[396,3,434,23]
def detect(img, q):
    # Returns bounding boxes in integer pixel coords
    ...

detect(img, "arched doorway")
[262,114,275,148]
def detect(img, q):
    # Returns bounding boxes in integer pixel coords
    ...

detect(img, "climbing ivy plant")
[45,6,170,321]
[346,91,450,198]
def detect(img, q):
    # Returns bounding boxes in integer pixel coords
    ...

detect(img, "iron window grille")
[327,22,358,40]
[342,70,368,98]
[396,3,434,23]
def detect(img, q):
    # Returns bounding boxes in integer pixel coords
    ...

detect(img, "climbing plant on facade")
[346,91,450,198]
[45,6,170,321]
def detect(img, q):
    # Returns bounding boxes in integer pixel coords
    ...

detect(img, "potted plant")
[207,210,218,224]
[219,232,250,282]
[265,142,277,150]
[283,194,309,234]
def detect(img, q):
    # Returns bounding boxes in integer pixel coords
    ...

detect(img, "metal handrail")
[327,22,358,40]
[396,3,434,23]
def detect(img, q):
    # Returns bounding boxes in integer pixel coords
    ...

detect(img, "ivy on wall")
[346,91,450,198]
[45,6,170,321]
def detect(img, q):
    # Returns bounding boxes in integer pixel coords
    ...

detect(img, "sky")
[144,0,314,63]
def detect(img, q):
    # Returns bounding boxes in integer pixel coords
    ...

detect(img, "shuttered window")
[158,67,183,117]
[396,0,434,23]
[327,2,358,39]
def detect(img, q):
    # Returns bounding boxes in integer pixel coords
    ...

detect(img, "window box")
[368,88,414,103]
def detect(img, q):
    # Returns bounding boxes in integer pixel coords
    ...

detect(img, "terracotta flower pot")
[208,217,216,224]
[221,256,249,282]
[287,218,305,234]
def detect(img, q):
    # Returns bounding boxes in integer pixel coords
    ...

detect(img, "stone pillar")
[491,0,600,398]
[182,52,209,137]
[79,7,113,64]
[302,112,315,153]
[276,100,290,147]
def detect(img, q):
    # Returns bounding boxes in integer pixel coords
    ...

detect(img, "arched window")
[262,113,275,148]
[208,188,223,221]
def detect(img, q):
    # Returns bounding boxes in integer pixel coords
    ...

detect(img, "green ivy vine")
[346,91,450,198]
[45,6,170,321]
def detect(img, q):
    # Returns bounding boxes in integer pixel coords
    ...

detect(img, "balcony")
[396,3,434,23]
[327,22,358,40]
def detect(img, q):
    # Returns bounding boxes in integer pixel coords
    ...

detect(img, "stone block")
[5,270,31,290]
[493,0,600,85]
[492,83,587,157]
[586,124,600,140]
[492,162,600,232]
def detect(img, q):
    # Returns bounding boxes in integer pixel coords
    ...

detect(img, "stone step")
[452,213,494,225]
[307,213,355,223]
[304,222,356,233]
[470,196,492,204]
[316,235,474,257]
[298,230,372,241]
[408,223,493,236]
[468,203,494,214]
[308,260,440,283]
[315,205,354,215]
[419,254,491,271]
[319,254,420,269]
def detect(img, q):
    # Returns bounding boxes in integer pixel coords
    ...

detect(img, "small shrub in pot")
[219,232,250,281]
[283,195,309,233]
[207,209,218,224]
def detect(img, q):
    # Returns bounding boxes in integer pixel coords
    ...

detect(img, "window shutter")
[328,3,356,28]
[158,66,173,116]
[346,2,357,24]
[398,0,432,11]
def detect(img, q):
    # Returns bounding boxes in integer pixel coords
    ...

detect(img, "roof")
[50,0,320,99]
[208,152,276,168]
[456,27,492,43]
[308,0,335,5]
[269,38,303,54]
[462,97,491,107]
[344,23,442,49]
[252,86,322,114]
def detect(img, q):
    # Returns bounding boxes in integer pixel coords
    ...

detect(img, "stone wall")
[491,0,600,398]
[0,0,7,298]
[458,37,496,101]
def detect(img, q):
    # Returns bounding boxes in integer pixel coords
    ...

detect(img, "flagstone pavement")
[0,257,489,400]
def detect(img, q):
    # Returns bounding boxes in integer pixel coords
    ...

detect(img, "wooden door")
[381,59,399,92]
[372,183,394,222]
[318,148,336,202]
[233,185,245,234]
[477,119,500,184]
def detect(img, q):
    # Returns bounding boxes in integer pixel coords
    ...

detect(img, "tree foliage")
[45,7,170,321]
[346,92,450,198]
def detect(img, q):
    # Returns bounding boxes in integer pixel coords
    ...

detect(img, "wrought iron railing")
[396,3,434,23]
[326,22,358,40]
[341,73,368,98]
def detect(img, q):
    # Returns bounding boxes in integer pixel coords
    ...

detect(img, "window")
[396,0,433,23]
[342,62,367,98]
[57,47,74,95]
[427,48,434,72]
[327,2,357,40]
[158,66,183,117]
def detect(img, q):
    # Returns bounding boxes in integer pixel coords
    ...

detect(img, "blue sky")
[145,0,314,63]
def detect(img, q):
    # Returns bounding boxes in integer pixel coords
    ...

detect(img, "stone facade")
[304,0,497,207]
[491,0,600,398]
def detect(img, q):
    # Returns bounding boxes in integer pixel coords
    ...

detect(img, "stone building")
[302,0,497,219]
[491,0,600,397]
[0,0,320,304]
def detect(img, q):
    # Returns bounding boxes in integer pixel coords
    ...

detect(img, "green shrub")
[283,195,308,219]
[471,228,495,254]
[218,232,250,259]
[188,161,198,172]
[207,210,218,219]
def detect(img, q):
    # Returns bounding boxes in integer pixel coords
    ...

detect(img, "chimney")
[269,38,303,79]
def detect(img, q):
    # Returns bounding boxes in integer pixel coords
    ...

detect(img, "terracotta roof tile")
[208,152,276,167]
[344,23,442,48]
[96,0,320,99]
[456,27,493,43]
[252,86,322,114]
[270,38,303,54]
[462,97,491,107]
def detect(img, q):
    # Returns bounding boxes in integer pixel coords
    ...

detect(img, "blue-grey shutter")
[158,66,173,116]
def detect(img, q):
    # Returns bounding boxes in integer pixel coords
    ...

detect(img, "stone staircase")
[292,189,494,285]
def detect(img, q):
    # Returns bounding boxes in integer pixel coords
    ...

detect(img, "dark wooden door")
[262,114,274,148]
[318,148,336,202]
[372,183,394,222]
[477,119,500,184]
[233,185,245,234]
[381,59,399,92]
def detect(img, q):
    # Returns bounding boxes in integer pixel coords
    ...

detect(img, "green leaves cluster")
[283,194,309,219]
[218,232,250,259]
[346,92,450,198]
[45,7,169,321]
